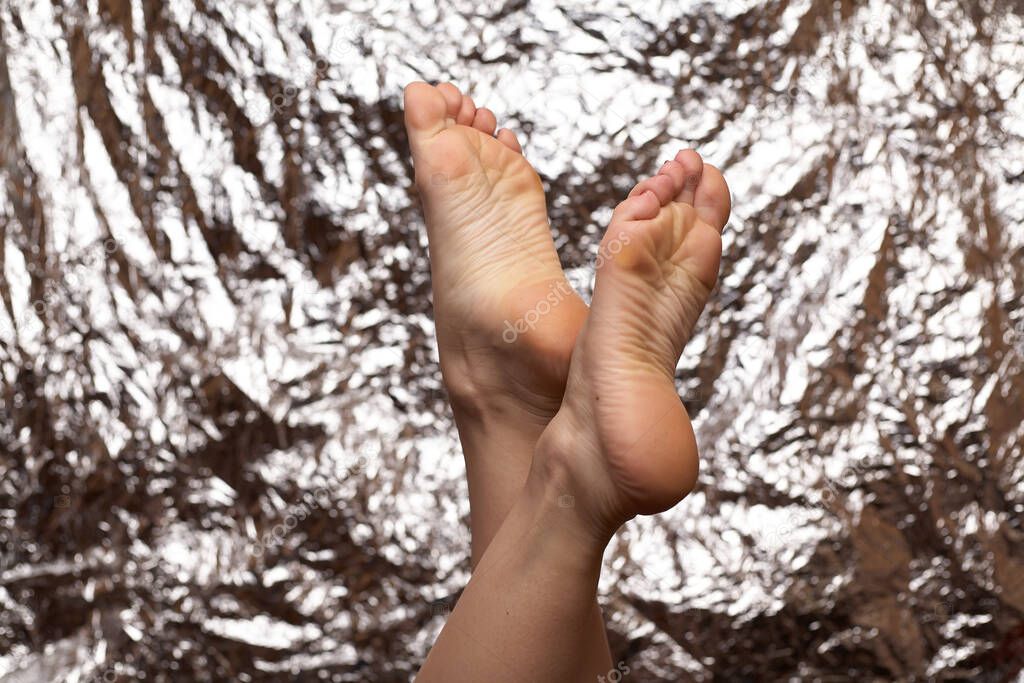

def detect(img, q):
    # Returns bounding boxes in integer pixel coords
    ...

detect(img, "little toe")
[693,164,732,232]
[496,128,522,153]
[674,149,704,205]
[472,107,498,136]
[436,83,463,122]
[629,173,676,205]
[614,189,662,222]
[456,94,477,126]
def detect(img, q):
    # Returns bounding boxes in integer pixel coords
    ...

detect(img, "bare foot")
[403,82,587,417]
[535,150,731,536]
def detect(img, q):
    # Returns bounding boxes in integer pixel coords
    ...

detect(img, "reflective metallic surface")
[1,1,1022,681]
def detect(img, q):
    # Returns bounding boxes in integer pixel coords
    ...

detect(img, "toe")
[693,164,732,232]
[403,82,449,146]
[472,107,498,136]
[656,159,686,194]
[496,128,522,153]
[614,189,661,222]
[435,83,463,121]
[456,94,477,126]
[629,173,676,205]
[673,149,704,205]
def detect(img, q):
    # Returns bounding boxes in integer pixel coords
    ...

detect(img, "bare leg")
[418,451,611,682]
[447,399,613,674]
[403,81,610,670]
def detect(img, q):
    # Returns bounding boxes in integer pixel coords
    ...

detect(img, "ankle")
[432,281,585,417]
[438,347,565,425]
[519,453,610,568]
[529,410,623,546]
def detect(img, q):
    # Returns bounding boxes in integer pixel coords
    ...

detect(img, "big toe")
[403,82,449,147]
[693,163,731,232]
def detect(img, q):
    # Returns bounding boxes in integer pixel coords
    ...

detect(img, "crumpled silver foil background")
[1,0,1022,681]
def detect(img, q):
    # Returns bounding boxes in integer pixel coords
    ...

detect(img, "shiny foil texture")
[1,1,1022,681]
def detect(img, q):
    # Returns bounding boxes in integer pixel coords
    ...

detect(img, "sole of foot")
[535,149,731,537]
[403,81,587,419]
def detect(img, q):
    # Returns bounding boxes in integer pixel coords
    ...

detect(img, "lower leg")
[449,396,614,673]
[418,446,613,682]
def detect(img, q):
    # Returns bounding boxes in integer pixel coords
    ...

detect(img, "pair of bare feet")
[405,80,730,680]
[405,81,731,546]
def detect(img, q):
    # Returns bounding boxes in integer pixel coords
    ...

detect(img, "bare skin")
[403,81,589,557]
[403,80,608,674]
[405,81,731,681]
